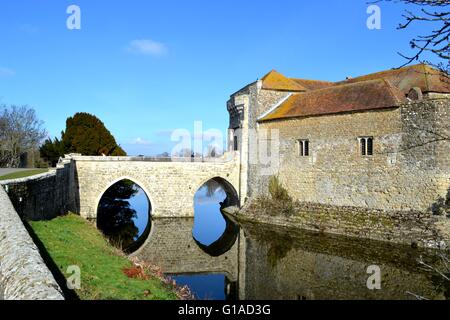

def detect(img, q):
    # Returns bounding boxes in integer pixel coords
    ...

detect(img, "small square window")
[297,139,310,157]
[359,137,373,156]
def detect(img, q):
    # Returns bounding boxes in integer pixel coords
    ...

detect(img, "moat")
[97,180,450,300]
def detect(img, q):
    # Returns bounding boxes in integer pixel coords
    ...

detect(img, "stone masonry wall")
[0,187,64,300]
[73,154,240,219]
[227,84,291,202]
[0,159,78,220]
[256,98,450,212]
[233,203,450,248]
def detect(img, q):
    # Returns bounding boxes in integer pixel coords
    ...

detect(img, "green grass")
[29,214,178,300]
[0,169,49,181]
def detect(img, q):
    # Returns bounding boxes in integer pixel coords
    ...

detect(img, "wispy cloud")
[127,39,168,56]
[129,137,153,145]
[0,67,15,77]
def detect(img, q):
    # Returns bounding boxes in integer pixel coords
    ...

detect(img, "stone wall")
[0,159,78,220]
[72,154,240,220]
[227,84,291,202]
[0,187,64,300]
[231,202,450,249]
[255,98,450,212]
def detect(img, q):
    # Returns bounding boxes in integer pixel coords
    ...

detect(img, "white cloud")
[127,39,168,56]
[0,67,15,77]
[129,137,153,145]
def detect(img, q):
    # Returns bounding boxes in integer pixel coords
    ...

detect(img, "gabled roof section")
[290,78,335,91]
[259,79,405,122]
[261,70,307,92]
[337,64,450,94]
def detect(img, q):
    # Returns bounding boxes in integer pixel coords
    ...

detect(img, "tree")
[63,113,126,156]
[378,0,449,74]
[39,137,64,167]
[0,105,47,168]
[40,112,126,164]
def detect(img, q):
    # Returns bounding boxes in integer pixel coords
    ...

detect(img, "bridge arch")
[94,176,156,220]
[95,176,154,253]
[193,176,240,209]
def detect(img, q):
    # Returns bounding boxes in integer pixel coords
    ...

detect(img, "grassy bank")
[29,214,179,300]
[0,169,48,181]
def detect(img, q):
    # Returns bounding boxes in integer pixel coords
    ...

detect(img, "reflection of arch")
[194,210,239,257]
[194,176,240,209]
[95,177,153,254]
[192,177,240,257]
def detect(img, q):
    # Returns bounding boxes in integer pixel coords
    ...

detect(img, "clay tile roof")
[338,64,450,94]
[290,78,335,91]
[261,70,307,92]
[259,79,405,122]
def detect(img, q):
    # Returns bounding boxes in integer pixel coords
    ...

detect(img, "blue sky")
[0,0,441,155]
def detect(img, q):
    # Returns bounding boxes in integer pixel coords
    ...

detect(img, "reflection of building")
[238,222,446,300]
[227,64,450,211]
[133,216,446,300]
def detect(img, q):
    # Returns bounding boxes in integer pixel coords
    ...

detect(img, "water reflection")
[240,223,448,300]
[193,180,228,246]
[99,180,449,300]
[97,179,151,253]
[133,216,449,300]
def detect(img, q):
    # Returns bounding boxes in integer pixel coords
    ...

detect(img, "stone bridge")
[71,153,242,220]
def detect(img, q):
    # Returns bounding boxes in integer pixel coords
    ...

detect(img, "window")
[297,139,310,157]
[359,137,373,156]
[233,136,238,151]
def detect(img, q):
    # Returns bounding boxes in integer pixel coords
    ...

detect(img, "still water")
[97,180,449,300]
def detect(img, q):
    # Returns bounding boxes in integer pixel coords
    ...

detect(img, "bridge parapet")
[67,152,237,163]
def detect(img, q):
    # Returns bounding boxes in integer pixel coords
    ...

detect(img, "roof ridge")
[290,77,334,83]
[298,78,389,94]
[379,78,404,105]
[261,69,307,92]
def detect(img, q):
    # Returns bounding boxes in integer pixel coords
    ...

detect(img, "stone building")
[227,64,450,212]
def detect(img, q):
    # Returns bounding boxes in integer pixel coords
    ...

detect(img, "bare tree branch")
[374,0,449,75]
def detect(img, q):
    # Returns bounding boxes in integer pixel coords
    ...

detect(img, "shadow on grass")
[23,219,80,300]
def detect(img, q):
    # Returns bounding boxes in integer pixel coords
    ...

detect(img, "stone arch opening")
[96,179,152,254]
[192,177,239,257]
